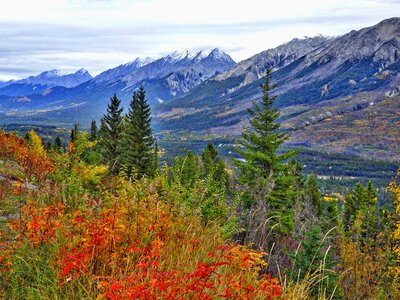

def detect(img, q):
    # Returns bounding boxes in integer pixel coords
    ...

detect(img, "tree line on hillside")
[19,71,400,299]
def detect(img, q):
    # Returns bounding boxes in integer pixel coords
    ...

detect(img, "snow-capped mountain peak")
[37,68,90,79]
[94,57,155,83]
[206,48,234,62]
[127,57,155,68]
[167,50,197,62]
[193,50,211,61]
[39,69,71,78]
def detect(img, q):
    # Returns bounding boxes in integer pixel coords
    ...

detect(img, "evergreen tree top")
[235,69,297,182]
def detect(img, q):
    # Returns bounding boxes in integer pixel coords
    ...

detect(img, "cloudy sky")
[0,0,399,80]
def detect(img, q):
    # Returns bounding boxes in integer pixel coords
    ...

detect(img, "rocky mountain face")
[213,35,332,87]
[156,18,400,130]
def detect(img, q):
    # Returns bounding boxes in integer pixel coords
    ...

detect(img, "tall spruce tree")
[120,86,154,178]
[54,136,63,152]
[202,142,229,187]
[70,123,79,142]
[235,69,299,241]
[89,120,98,141]
[202,142,219,174]
[307,172,322,215]
[100,94,123,174]
[235,69,296,183]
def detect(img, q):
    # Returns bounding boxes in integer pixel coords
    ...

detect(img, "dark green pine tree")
[362,181,378,241]
[89,120,98,141]
[307,172,322,215]
[235,69,296,184]
[343,182,365,231]
[202,142,219,174]
[44,140,52,151]
[234,69,298,234]
[24,132,31,143]
[365,181,377,207]
[201,142,229,187]
[99,94,123,174]
[343,181,378,241]
[120,86,154,178]
[70,123,79,142]
[54,136,63,152]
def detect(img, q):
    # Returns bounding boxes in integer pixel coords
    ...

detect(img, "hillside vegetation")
[0,76,400,299]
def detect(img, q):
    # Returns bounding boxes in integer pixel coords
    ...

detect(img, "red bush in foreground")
[7,196,281,299]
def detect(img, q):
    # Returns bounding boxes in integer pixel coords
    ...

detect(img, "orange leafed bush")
[0,130,54,183]
[6,192,281,299]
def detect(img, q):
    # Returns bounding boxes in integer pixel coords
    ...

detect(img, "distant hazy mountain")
[0,69,92,97]
[19,69,93,88]
[0,48,236,115]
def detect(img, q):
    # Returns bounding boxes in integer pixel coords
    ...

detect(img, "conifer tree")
[365,181,378,207]
[234,69,298,235]
[202,142,219,174]
[307,172,322,214]
[235,69,296,186]
[343,181,379,241]
[99,94,123,174]
[24,132,31,143]
[70,123,79,142]
[202,142,229,187]
[89,120,98,141]
[54,136,63,152]
[44,140,52,151]
[120,86,154,178]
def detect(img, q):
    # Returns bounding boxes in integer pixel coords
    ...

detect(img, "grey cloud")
[0,13,395,79]
[0,22,159,78]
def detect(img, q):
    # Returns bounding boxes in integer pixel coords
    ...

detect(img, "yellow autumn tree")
[29,130,47,159]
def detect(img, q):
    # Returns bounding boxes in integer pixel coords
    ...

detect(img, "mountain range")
[0,17,399,160]
[0,48,235,124]
[0,69,92,94]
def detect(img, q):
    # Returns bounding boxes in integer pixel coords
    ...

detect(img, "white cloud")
[0,0,399,78]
